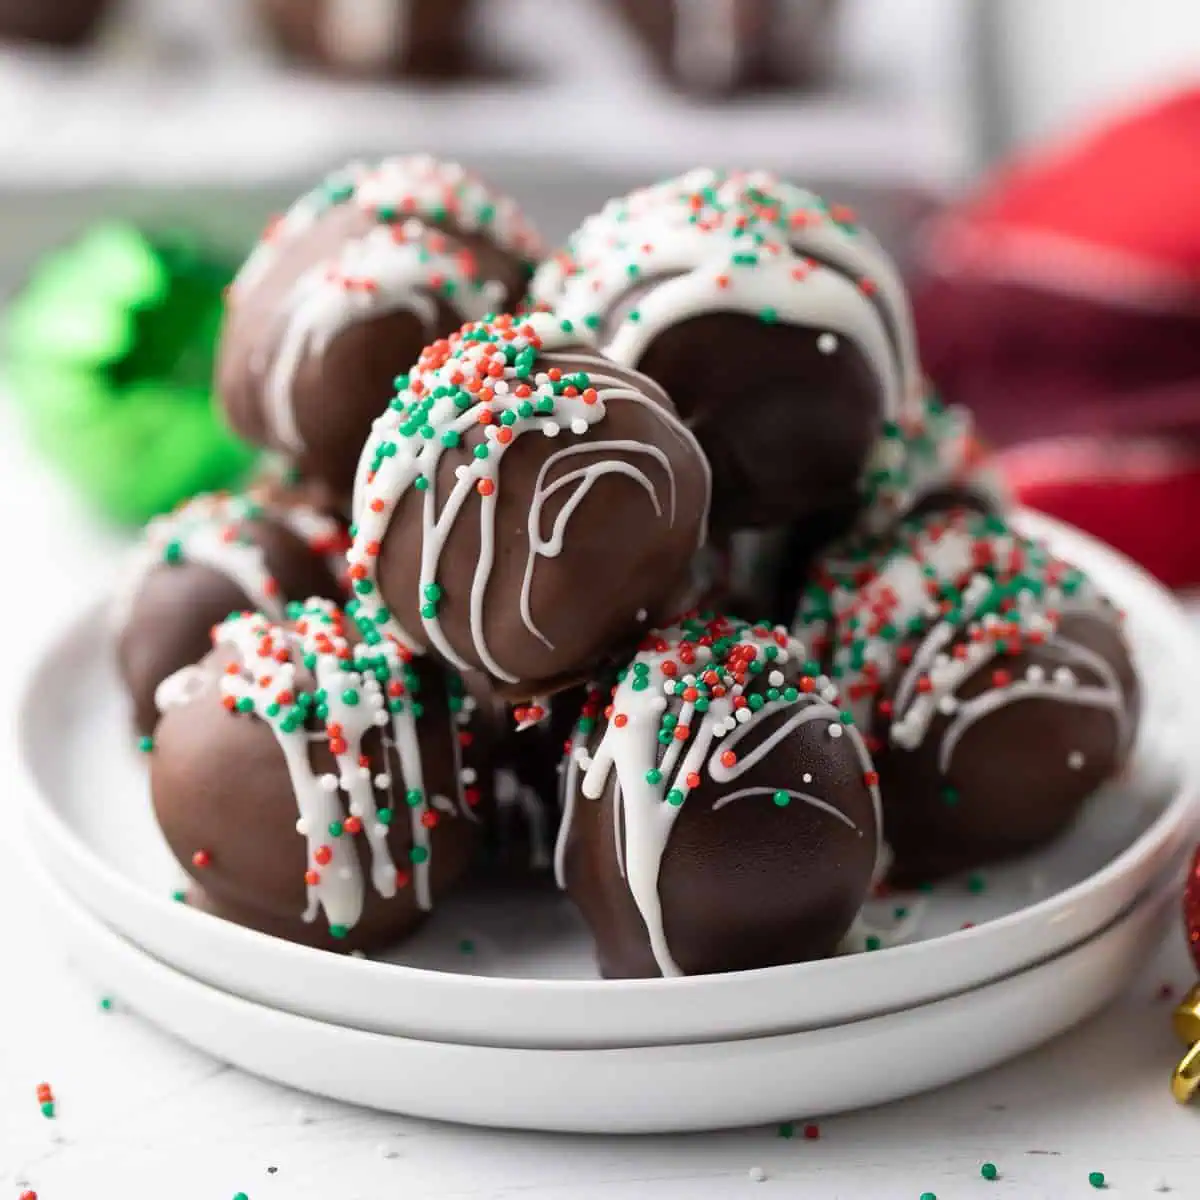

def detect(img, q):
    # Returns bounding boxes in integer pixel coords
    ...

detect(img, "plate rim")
[16,510,1200,1039]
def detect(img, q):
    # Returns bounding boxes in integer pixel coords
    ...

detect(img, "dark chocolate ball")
[116,491,348,736]
[0,0,110,45]
[150,601,489,952]
[557,614,881,978]
[218,157,542,504]
[826,511,1140,883]
[256,0,476,79]
[531,169,918,532]
[348,312,712,702]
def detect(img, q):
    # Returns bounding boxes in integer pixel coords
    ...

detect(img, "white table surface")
[3,407,1200,1200]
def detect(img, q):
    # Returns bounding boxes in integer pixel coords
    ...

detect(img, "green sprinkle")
[171,889,186,903]
[920,1194,937,1200]
[328,821,344,838]
[666,789,685,807]
[377,808,394,826]
[341,689,359,706]
[941,787,959,807]
[414,476,430,491]
[406,789,423,808]
[99,996,114,1012]
[981,1162,999,1181]
[420,603,438,619]
[423,582,443,602]
[1088,1172,1106,1189]
[236,697,254,714]
[645,769,663,785]
[410,846,429,864]
[865,935,882,952]
[40,1101,55,1118]
[760,306,778,323]
[967,874,986,895]
[328,925,348,941]
[777,1122,795,1139]
[137,735,154,753]
[440,430,460,448]
[163,539,183,565]
[559,318,574,333]
[773,790,790,807]
[473,444,489,460]
[458,939,475,955]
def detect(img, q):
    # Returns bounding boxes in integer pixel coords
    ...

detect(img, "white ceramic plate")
[18,513,1200,1049]
[25,840,1179,1134]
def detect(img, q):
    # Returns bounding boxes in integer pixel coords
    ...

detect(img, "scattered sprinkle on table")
[171,889,186,903]
[803,1123,820,1140]
[1089,1171,1107,1189]
[20,1191,37,1200]
[748,1166,767,1182]
[981,1162,999,1181]
[777,1122,795,1139]
[35,1082,54,1119]
[920,1193,936,1200]
[967,873,987,895]
[233,1193,249,1200]
[98,996,114,1012]
[458,938,475,955]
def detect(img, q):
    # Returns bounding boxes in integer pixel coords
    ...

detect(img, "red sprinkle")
[191,850,211,869]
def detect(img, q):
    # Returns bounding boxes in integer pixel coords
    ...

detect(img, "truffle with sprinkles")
[149,598,489,951]
[116,489,349,736]
[530,168,917,531]
[555,613,881,977]
[218,155,543,504]
[348,310,711,701]
[819,509,1140,883]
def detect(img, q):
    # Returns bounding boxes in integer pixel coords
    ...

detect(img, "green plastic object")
[5,221,256,524]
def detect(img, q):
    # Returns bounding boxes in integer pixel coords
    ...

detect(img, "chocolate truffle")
[150,600,488,951]
[348,312,712,702]
[116,491,348,736]
[823,511,1140,883]
[0,0,110,45]
[256,0,476,79]
[608,0,838,97]
[218,157,543,503]
[556,614,882,978]
[531,168,917,532]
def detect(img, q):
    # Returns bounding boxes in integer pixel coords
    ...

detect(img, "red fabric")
[1001,438,1200,589]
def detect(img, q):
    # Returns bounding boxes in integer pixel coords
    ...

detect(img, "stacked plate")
[18,514,1200,1133]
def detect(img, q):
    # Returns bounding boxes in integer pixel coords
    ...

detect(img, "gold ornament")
[1171,983,1200,1103]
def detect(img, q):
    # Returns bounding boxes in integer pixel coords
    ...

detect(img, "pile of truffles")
[118,157,1141,975]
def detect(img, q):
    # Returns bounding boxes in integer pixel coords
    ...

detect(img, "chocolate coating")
[350,313,711,701]
[150,603,488,952]
[116,493,346,736]
[532,170,917,533]
[218,158,541,504]
[257,0,476,79]
[824,511,1140,884]
[0,0,109,45]
[557,615,880,978]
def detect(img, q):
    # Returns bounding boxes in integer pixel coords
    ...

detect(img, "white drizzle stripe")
[568,620,881,977]
[232,155,543,304]
[712,788,859,831]
[116,492,345,634]
[208,601,458,929]
[349,312,711,685]
[262,221,502,453]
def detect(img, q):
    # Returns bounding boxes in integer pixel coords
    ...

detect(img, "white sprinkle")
[1068,751,1085,770]
[803,772,813,784]
[374,774,391,789]
[1026,665,1046,684]
[828,723,844,739]
[821,685,840,704]
[1054,666,1077,688]
[817,332,838,354]
[663,679,677,695]
[570,418,589,436]
[748,1166,768,1182]
[350,949,366,959]
[373,710,390,726]
[768,671,785,687]
[460,767,477,785]
[636,608,648,622]
[736,708,753,724]
[349,802,365,817]
[493,379,510,394]
[938,695,958,716]
[295,818,309,835]
[320,774,339,792]
[543,422,561,438]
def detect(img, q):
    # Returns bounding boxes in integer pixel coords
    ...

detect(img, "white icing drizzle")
[349,312,711,685]
[829,512,1134,765]
[232,155,543,305]
[115,491,347,634]
[261,219,503,452]
[530,167,916,407]
[557,618,882,976]
[209,600,461,931]
[320,0,408,69]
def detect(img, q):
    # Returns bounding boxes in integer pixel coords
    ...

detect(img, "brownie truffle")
[557,614,881,978]
[531,169,916,532]
[608,0,838,97]
[824,510,1140,883]
[218,157,543,503]
[116,491,348,736]
[150,600,488,951]
[256,0,476,79]
[348,311,711,701]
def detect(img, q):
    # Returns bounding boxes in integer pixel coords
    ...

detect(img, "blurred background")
[6,0,1200,585]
